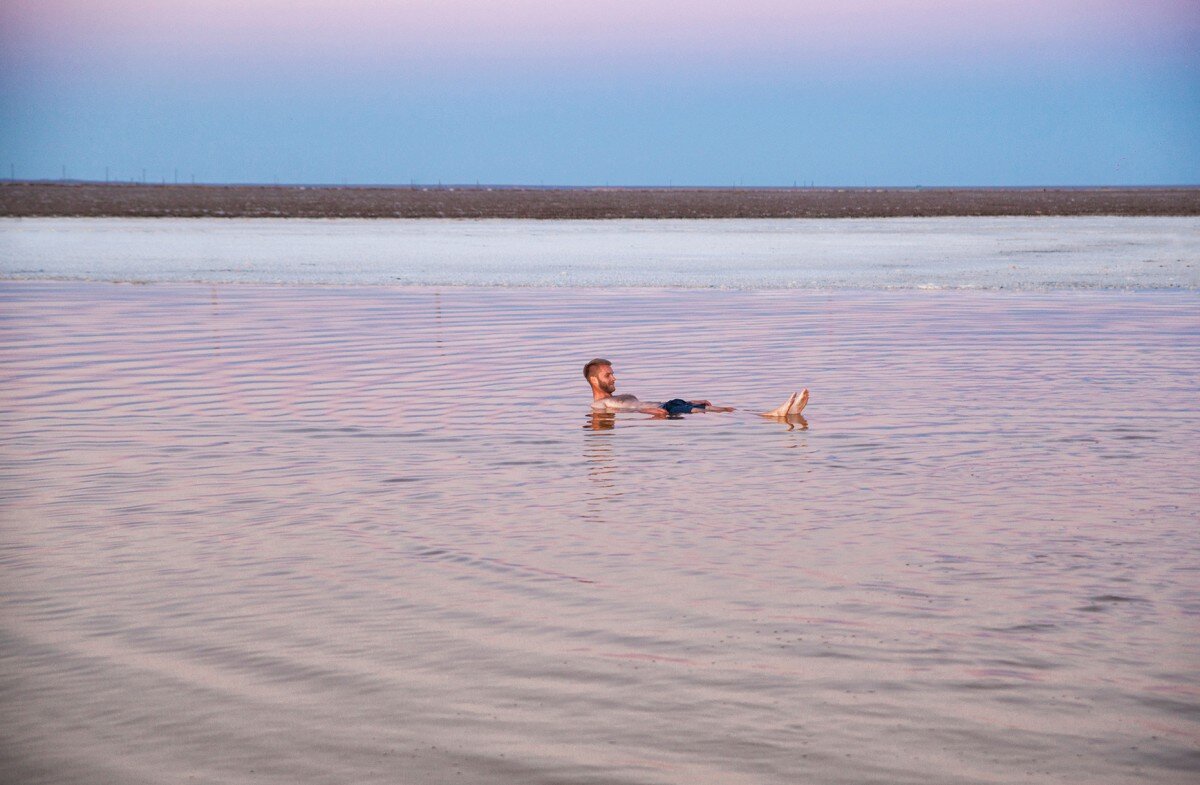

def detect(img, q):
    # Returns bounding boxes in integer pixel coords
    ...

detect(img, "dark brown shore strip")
[3,182,1198,219]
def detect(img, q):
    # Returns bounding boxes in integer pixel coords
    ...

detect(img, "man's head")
[583,358,616,396]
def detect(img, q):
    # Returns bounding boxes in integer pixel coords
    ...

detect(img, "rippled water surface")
[2,281,1198,784]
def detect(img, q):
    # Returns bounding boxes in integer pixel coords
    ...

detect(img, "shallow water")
[2,216,1197,289]
[1,281,1198,784]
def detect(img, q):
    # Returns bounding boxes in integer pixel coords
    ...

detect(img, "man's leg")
[760,389,809,417]
[760,392,798,417]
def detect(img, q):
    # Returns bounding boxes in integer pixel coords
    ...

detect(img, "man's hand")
[689,400,712,406]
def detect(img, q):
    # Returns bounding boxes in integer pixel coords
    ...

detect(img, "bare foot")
[760,392,798,418]
[788,388,809,415]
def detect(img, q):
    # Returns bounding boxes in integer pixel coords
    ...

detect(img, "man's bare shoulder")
[592,394,648,411]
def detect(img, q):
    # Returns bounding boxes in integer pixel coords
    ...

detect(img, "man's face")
[594,364,616,395]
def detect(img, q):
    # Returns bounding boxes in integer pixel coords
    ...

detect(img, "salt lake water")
[1,216,1197,289]
[1,218,1198,784]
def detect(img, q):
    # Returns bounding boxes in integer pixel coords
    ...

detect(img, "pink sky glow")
[3,0,1197,73]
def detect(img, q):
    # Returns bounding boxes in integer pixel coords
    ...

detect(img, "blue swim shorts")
[661,399,705,416]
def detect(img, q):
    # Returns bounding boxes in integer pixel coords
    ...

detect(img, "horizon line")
[5,180,1200,191]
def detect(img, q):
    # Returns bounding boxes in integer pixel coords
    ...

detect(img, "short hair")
[583,358,611,380]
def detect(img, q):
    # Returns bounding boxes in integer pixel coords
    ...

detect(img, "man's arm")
[689,399,735,412]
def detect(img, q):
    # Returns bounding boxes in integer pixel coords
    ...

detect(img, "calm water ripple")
[1,281,1198,784]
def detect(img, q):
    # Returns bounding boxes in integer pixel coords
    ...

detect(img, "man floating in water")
[584,358,808,419]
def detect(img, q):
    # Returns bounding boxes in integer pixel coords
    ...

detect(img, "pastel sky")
[1,0,1197,186]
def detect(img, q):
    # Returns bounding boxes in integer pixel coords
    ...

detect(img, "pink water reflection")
[1,281,1198,784]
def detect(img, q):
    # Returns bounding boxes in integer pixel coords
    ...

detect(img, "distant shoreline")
[2,182,1198,219]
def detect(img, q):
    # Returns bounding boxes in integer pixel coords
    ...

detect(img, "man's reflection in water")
[590,409,804,431]
[773,414,808,432]
[581,413,620,521]
[586,412,616,431]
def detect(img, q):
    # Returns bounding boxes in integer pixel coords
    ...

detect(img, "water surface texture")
[1,281,1197,784]
[2,216,1197,288]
